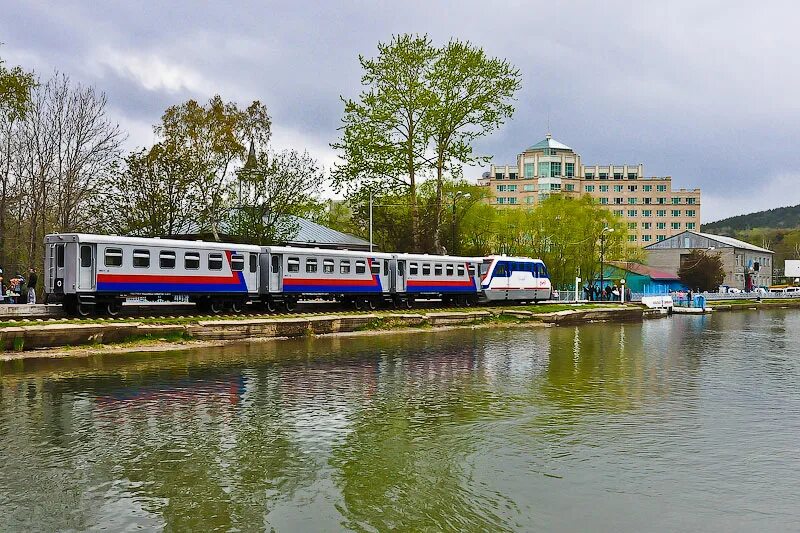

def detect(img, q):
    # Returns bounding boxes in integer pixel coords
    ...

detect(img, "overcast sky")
[2,0,799,222]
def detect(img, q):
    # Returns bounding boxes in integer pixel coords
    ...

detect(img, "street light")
[451,192,471,255]
[599,226,614,300]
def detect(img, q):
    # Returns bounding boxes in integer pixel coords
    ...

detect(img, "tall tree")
[229,149,324,245]
[426,40,521,252]
[156,95,271,240]
[332,34,437,250]
[678,250,725,291]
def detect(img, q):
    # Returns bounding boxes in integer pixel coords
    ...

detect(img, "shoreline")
[0,304,657,362]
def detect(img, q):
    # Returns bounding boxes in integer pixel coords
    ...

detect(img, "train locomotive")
[44,233,553,316]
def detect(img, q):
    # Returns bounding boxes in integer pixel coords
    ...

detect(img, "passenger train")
[43,233,553,316]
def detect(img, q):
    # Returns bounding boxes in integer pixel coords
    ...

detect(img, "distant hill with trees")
[703,204,800,235]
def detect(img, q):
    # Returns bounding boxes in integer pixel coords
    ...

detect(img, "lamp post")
[451,192,471,255]
[599,227,614,300]
[369,189,373,253]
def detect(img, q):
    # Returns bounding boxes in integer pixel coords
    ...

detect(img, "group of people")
[0,267,38,305]
[583,283,632,302]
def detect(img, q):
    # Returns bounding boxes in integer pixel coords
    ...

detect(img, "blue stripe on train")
[96,282,250,293]
[407,285,477,293]
[282,284,383,293]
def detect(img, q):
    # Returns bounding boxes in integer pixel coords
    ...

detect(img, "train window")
[79,245,91,268]
[271,256,280,273]
[370,260,380,275]
[208,253,223,271]
[384,260,390,274]
[231,254,245,271]
[446,264,454,276]
[434,264,443,276]
[457,265,465,276]
[495,263,507,277]
[468,265,477,276]
[540,264,549,278]
[356,260,366,274]
[287,257,300,272]
[323,259,334,273]
[479,262,490,275]
[184,252,200,270]
[160,251,176,269]
[340,260,351,274]
[104,248,123,267]
[409,263,418,275]
[250,254,257,273]
[133,249,150,268]
[306,258,318,273]
[422,264,431,276]
[57,245,65,268]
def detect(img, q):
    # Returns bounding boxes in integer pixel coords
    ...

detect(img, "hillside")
[703,204,800,235]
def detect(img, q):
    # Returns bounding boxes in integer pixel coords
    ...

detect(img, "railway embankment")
[0,304,663,360]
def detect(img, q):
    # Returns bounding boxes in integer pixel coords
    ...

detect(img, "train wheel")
[354,299,363,311]
[404,298,413,309]
[464,296,475,307]
[210,300,224,314]
[231,301,244,314]
[76,302,93,317]
[265,299,277,313]
[366,299,377,311]
[284,299,297,313]
[105,302,122,316]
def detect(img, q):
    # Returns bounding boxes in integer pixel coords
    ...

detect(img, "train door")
[49,242,67,294]
[245,252,259,293]
[395,259,406,293]
[269,254,282,292]
[492,260,509,295]
[77,244,95,291]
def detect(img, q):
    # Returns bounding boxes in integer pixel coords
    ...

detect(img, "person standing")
[27,267,38,304]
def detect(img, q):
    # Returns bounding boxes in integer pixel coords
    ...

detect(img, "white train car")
[479,255,553,302]
[44,234,261,316]
[260,246,395,311]
[395,253,482,306]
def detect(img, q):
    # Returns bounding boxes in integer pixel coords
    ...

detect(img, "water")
[1,310,799,532]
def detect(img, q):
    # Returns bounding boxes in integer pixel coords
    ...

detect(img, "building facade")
[478,134,701,246]
[644,231,773,290]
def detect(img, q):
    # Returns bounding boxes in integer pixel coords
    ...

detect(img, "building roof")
[525,133,572,152]
[283,216,371,249]
[608,261,679,280]
[643,230,773,254]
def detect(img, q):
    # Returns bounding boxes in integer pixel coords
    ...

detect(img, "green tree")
[332,34,436,250]
[678,250,725,291]
[426,39,521,252]
[157,96,271,240]
[228,149,324,244]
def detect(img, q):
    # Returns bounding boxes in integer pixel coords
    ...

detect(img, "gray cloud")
[2,0,798,221]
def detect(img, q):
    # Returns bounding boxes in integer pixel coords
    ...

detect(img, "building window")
[687,198,697,205]
[565,184,575,191]
[657,184,667,192]
[657,197,666,204]
[614,197,623,204]
[657,222,666,230]
[495,172,504,179]
[628,235,637,242]
[509,172,517,179]
[538,162,550,177]
[599,172,608,180]
[600,197,608,205]
[565,163,574,177]
[628,222,637,229]
[657,210,666,217]
[671,209,681,217]
[642,234,652,242]
[104,248,123,267]
[523,184,535,191]
[686,210,696,217]
[644,197,652,205]
[508,185,517,192]
[133,250,150,268]
[496,185,506,191]
[614,210,623,216]
[599,185,609,192]
[672,197,681,204]
[643,222,652,229]
[628,197,637,205]
[642,210,652,217]
[508,197,518,205]
[614,185,623,192]
[184,252,200,270]
[657,235,666,241]
[686,222,696,230]
[671,222,681,229]
[524,163,534,178]
[585,172,594,179]
[585,185,595,192]
[208,253,224,270]
[627,172,637,180]
[643,185,652,192]
[613,172,623,180]
[628,209,638,217]
[496,197,506,204]
[628,185,638,192]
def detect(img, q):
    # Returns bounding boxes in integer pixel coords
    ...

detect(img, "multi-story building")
[477,134,701,245]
